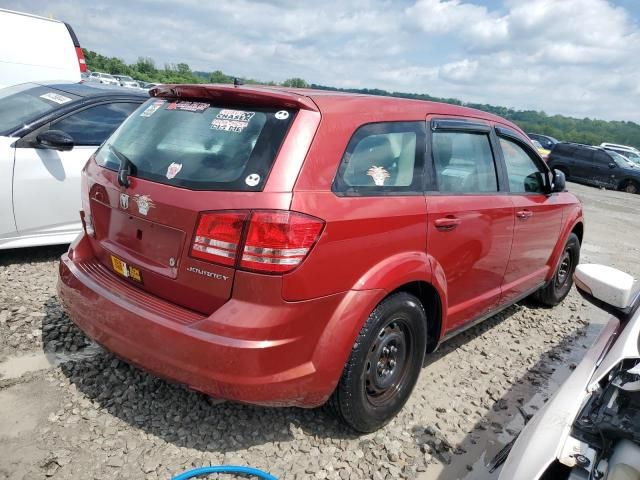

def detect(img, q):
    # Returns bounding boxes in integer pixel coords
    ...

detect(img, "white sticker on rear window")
[211,118,250,133]
[40,92,72,104]
[245,173,261,186]
[166,101,209,112]
[275,110,289,120]
[216,109,255,122]
[140,100,165,117]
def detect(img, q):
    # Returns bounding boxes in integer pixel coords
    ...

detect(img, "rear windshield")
[0,83,80,135]
[95,98,295,191]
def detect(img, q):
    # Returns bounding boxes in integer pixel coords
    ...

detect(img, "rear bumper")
[58,234,381,407]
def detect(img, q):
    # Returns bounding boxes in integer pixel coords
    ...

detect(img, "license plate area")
[110,255,143,284]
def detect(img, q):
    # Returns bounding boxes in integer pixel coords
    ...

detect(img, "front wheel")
[328,292,427,433]
[534,233,580,306]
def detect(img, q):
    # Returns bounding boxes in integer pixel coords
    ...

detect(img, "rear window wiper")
[109,144,134,188]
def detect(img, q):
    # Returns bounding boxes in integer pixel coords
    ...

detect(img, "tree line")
[83,49,640,148]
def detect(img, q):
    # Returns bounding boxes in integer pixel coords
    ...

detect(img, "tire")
[622,180,639,194]
[534,233,580,306]
[328,292,427,432]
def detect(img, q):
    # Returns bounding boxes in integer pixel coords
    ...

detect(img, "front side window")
[333,122,426,195]
[499,137,545,193]
[52,102,140,146]
[432,131,498,193]
[95,99,295,191]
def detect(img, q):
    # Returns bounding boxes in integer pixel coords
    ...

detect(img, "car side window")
[432,131,498,193]
[499,137,545,193]
[52,102,139,146]
[575,148,594,162]
[333,121,426,195]
[593,151,612,165]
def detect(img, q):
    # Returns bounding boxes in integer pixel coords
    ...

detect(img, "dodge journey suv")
[58,85,584,432]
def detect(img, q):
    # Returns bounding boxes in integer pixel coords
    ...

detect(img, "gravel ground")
[1,182,639,480]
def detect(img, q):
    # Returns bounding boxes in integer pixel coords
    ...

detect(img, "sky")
[6,0,640,122]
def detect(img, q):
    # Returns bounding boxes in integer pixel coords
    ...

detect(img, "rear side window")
[52,102,140,146]
[432,131,498,193]
[499,137,545,193]
[332,122,426,195]
[575,148,594,161]
[95,99,295,191]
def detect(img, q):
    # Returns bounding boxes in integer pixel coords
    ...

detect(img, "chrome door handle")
[516,210,533,220]
[435,216,461,231]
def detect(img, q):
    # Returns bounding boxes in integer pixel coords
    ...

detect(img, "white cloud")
[4,0,640,121]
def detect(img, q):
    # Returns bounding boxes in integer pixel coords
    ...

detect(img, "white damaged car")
[499,264,640,479]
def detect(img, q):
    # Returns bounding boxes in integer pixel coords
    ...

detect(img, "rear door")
[13,101,140,237]
[85,98,298,314]
[495,129,563,303]
[426,119,514,331]
[571,147,595,184]
[587,150,618,188]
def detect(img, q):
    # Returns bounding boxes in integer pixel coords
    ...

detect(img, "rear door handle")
[435,216,461,231]
[516,209,533,220]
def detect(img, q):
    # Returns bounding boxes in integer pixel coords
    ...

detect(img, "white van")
[0,9,86,88]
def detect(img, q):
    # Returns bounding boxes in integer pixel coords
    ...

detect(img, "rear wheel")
[622,180,639,194]
[328,292,427,432]
[534,233,580,306]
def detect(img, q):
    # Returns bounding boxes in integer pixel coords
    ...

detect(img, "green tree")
[282,77,309,88]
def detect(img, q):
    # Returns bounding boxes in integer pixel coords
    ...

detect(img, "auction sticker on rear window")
[140,100,165,117]
[211,109,255,133]
[40,92,72,104]
[166,101,209,112]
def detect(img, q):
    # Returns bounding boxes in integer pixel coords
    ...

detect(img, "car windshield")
[120,76,134,81]
[0,83,80,135]
[102,74,115,79]
[609,151,634,167]
[95,98,295,191]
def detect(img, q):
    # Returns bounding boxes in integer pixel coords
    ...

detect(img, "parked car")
[499,263,640,480]
[88,72,120,86]
[528,133,559,151]
[0,8,86,88]
[0,82,147,249]
[548,143,640,193]
[58,85,583,432]
[602,143,640,166]
[531,139,551,161]
[113,75,140,89]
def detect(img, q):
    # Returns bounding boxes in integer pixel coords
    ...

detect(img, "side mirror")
[551,169,566,192]
[609,163,616,169]
[574,264,638,317]
[36,130,74,151]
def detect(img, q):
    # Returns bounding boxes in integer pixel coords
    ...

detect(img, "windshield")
[610,151,634,168]
[0,83,80,135]
[95,98,295,191]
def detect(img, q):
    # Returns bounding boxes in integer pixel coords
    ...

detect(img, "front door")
[13,101,139,239]
[497,135,563,303]
[426,121,514,331]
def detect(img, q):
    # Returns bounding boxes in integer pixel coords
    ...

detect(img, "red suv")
[58,85,583,432]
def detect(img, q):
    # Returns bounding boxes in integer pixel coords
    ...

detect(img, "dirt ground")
[1,181,638,480]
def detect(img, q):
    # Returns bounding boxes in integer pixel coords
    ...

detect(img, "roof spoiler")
[150,84,319,111]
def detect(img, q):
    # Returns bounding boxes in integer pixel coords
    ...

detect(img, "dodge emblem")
[120,193,129,210]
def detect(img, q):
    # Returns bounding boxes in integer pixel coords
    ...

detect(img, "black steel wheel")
[328,292,427,432]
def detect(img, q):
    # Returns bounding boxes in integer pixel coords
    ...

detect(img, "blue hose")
[171,465,277,480]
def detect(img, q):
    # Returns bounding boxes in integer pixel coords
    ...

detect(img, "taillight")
[76,47,87,73]
[240,211,324,274]
[191,212,248,266]
[190,210,324,274]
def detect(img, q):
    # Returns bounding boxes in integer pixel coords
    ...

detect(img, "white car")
[601,143,640,165]
[88,72,120,86]
[113,75,140,89]
[0,82,146,249]
[0,8,86,88]
[499,263,640,479]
